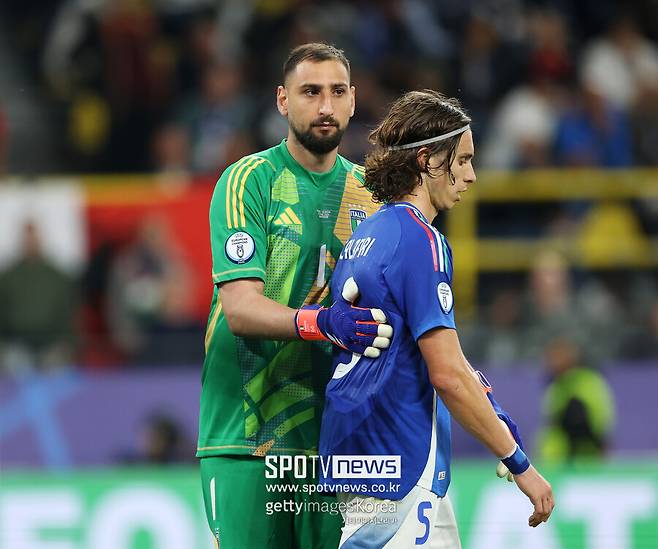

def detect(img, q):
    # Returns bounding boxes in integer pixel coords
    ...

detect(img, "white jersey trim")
[417,391,438,490]
[393,203,445,272]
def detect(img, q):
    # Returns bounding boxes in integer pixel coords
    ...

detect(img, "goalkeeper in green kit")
[197,43,393,549]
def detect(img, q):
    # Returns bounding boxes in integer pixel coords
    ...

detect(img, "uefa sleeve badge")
[437,282,453,313]
[225,231,255,264]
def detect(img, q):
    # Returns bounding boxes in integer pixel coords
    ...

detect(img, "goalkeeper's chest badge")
[349,208,367,233]
[225,231,255,264]
[437,282,453,313]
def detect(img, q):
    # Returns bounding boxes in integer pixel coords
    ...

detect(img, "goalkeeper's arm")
[219,277,392,357]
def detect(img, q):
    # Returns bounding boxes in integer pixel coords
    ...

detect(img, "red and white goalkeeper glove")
[295,277,393,358]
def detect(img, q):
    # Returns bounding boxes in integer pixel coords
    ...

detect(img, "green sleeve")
[209,155,274,284]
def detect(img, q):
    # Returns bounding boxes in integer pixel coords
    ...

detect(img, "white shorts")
[337,485,461,548]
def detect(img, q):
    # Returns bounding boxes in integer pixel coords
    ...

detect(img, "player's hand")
[513,465,555,527]
[295,277,393,357]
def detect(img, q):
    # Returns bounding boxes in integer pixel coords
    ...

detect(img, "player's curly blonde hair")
[365,90,471,203]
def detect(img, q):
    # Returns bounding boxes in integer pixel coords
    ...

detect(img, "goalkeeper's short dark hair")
[283,43,351,84]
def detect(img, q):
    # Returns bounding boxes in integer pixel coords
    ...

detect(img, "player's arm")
[210,159,391,355]
[419,328,554,527]
[420,328,516,456]
[219,278,297,338]
[221,277,391,357]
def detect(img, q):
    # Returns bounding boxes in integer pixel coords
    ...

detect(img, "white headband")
[387,124,470,151]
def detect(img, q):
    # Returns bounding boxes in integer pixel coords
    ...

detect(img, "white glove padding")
[341,277,393,358]
[496,461,514,482]
[496,418,515,482]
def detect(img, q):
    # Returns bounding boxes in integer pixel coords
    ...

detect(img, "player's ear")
[349,85,356,118]
[416,147,430,171]
[277,85,288,116]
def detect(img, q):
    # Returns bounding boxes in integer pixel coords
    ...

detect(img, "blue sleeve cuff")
[501,444,530,475]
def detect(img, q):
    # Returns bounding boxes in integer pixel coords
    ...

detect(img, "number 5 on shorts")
[415,501,432,545]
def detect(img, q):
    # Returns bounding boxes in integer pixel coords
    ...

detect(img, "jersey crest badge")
[349,208,367,233]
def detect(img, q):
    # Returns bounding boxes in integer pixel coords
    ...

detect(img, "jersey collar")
[279,139,342,187]
[386,201,429,223]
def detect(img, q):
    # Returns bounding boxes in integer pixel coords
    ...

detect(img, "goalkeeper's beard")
[291,119,346,155]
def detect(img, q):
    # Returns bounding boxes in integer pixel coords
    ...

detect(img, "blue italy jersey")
[319,202,456,500]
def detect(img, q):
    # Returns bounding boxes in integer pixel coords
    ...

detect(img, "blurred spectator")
[481,8,569,168]
[150,122,191,174]
[580,14,658,110]
[0,105,7,174]
[536,336,616,462]
[462,288,524,367]
[79,240,123,368]
[521,250,621,365]
[176,62,251,174]
[457,11,526,135]
[352,0,434,81]
[20,0,655,173]
[554,83,632,167]
[100,0,177,171]
[66,91,112,170]
[622,295,658,361]
[522,250,583,359]
[0,222,77,374]
[173,9,222,95]
[340,69,392,163]
[481,82,558,169]
[630,87,658,165]
[44,0,178,171]
[107,214,202,366]
[120,412,193,464]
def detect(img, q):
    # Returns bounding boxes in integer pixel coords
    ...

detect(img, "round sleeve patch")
[437,282,453,313]
[225,231,255,264]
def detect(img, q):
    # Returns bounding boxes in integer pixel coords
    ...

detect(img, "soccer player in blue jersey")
[319,90,554,547]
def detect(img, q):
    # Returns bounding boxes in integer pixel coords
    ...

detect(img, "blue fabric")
[554,103,632,167]
[299,296,383,355]
[475,369,526,452]
[502,445,530,475]
[486,392,526,452]
[319,203,455,500]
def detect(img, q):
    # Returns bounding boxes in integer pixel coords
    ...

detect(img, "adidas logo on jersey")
[273,207,302,226]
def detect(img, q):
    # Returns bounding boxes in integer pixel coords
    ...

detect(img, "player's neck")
[285,134,338,173]
[399,187,437,222]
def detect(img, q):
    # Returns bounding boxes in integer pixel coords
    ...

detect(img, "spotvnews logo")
[265,455,401,479]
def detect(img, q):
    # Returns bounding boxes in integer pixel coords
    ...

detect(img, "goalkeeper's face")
[277,60,355,155]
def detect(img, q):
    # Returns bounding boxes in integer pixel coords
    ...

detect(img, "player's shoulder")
[337,155,365,182]
[378,204,451,276]
[217,149,277,184]
[392,203,450,253]
[351,203,403,251]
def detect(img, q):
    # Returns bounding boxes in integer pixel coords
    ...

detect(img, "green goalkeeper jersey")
[197,139,377,458]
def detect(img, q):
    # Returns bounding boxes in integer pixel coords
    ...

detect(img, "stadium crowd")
[0,0,656,372]
[1,0,657,174]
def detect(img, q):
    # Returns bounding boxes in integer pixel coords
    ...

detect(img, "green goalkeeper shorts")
[200,455,343,549]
